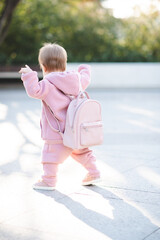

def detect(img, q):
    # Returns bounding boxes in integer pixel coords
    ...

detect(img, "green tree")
[0,0,21,45]
[0,0,116,64]
[0,0,160,64]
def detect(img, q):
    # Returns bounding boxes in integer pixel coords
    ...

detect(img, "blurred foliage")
[0,0,160,65]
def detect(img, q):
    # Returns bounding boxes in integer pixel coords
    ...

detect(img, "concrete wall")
[1,63,160,88]
[67,63,160,89]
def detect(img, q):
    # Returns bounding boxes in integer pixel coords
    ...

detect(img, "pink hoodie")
[21,64,91,141]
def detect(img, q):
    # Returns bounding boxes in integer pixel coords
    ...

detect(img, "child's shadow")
[39,187,109,237]
[38,186,157,239]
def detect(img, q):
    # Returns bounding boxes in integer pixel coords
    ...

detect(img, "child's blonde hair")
[38,43,67,72]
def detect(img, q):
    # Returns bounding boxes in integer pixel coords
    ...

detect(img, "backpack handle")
[84,91,90,99]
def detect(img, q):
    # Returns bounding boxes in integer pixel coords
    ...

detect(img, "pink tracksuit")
[21,64,100,186]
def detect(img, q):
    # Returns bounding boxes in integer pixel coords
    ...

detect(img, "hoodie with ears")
[21,64,91,141]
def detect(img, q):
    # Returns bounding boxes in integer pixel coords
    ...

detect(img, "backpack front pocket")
[80,121,103,147]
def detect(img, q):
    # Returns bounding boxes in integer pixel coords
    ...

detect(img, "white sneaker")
[82,174,101,186]
[33,180,55,190]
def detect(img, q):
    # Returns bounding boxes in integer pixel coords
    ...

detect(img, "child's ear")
[44,65,48,73]
[41,64,47,72]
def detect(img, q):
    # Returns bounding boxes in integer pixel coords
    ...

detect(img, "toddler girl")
[19,43,100,190]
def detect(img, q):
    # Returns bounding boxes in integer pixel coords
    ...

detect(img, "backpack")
[43,90,103,150]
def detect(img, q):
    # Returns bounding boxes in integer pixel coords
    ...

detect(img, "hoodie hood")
[44,71,81,96]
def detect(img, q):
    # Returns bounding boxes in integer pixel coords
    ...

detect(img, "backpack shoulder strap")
[42,72,83,137]
[42,100,63,137]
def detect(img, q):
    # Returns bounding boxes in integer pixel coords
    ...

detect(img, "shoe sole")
[33,185,55,191]
[82,178,101,186]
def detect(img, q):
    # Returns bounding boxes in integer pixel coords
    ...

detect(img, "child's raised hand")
[19,65,32,74]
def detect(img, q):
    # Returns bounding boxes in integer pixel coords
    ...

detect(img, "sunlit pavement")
[0,85,160,240]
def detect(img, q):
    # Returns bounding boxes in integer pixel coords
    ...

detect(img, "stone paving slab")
[0,86,160,240]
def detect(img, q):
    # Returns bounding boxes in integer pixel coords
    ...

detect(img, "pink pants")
[41,142,100,187]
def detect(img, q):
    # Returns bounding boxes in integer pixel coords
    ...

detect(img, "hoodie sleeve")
[78,64,91,90]
[21,71,49,100]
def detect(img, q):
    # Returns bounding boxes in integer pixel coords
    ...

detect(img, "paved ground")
[0,85,160,240]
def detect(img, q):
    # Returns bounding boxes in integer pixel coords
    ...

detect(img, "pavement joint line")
[126,200,160,206]
[142,227,160,240]
[97,186,160,206]
[81,185,160,206]
[100,185,160,194]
